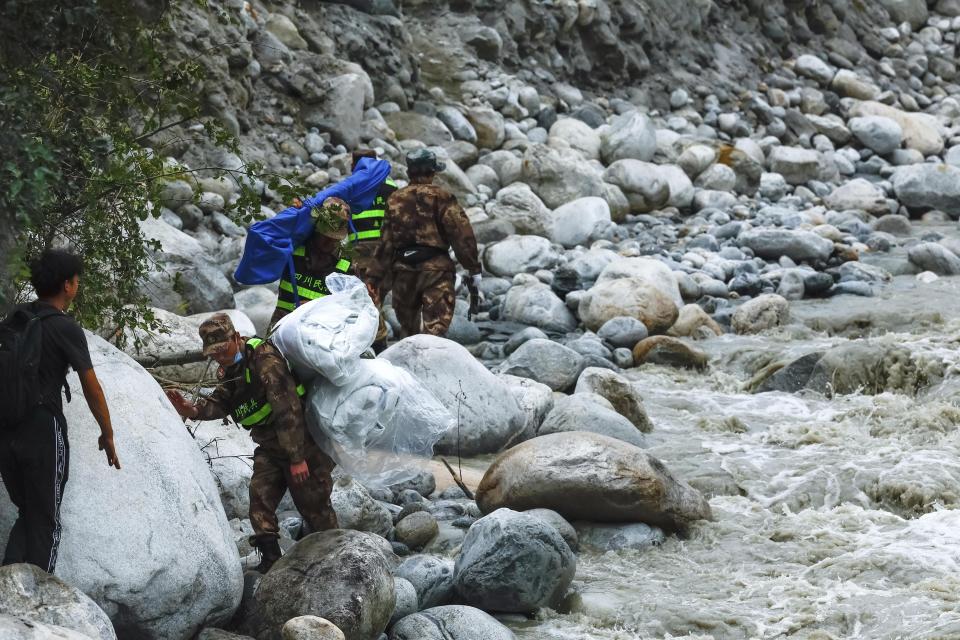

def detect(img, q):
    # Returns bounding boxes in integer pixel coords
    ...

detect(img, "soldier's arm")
[255,349,308,464]
[193,385,231,421]
[366,195,396,283]
[439,194,482,274]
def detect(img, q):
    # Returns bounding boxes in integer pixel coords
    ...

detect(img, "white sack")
[271,274,379,386]
[306,358,454,487]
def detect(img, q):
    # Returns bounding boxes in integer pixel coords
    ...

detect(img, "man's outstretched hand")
[99,433,121,469]
[166,389,198,420]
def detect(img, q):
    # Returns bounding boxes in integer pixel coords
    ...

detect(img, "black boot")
[372,339,388,355]
[253,539,282,573]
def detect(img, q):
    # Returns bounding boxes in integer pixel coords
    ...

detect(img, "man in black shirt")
[0,249,120,573]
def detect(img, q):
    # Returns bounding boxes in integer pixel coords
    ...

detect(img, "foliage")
[0,0,303,333]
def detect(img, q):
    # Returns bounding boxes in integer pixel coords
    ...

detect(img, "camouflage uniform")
[194,338,337,544]
[368,180,481,337]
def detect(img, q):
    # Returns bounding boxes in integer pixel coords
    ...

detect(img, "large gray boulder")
[538,395,646,447]
[892,164,960,217]
[501,283,577,333]
[394,555,456,610]
[603,160,694,210]
[497,339,585,392]
[574,367,653,432]
[731,294,790,334]
[548,118,601,160]
[498,374,554,443]
[877,0,928,27]
[596,257,683,307]
[767,146,821,185]
[521,143,604,209]
[548,197,611,248]
[907,243,960,275]
[0,615,94,640]
[738,228,834,263]
[476,432,712,531]
[385,112,453,146]
[489,183,551,236]
[825,179,889,215]
[579,278,680,334]
[382,336,526,455]
[246,531,397,640]
[389,606,515,640]
[0,335,242,640]
[330,477,392,537]
[0,565,115,640]
[454,509,575,613]
[600,111,657,164]
[849,101,945,156]
[483,235,560,277]
[849,116,903,155]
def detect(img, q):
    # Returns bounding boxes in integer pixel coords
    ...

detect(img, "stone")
[907,242,960,275]
[892,164,960,217]
[877,0,928,27]
[524,509,578,551]
[596,257,684,307]
[767,146,821,185]
[389,579,418,628]
[602,182,631,222]
[632,336,708,369]
[395,512,440,551]
[389,606,515,640]
[478,150,523,187]
[465,164,499,192]
[281,616,345,640]
[604,160,694,210]
[574,367,652,432]
[600,111,657,164]
[849,101,945,156]
[548,196,611,248]
[731,294,790,334]
[849,116,903,155]
[574,522,666,552]
[548,118,601,160]
[197,630,254,640]
[0,335,242,640]
[466,107,506,150]
[667,304,723,339]
[794,54,836,85]
[499,374,554,443]
[538,394,646,447]
[501,282,577,333]
[579,278,680,334]
[738,228,834,263]
[382,336,526,456]
[825,179,890,215]
[597,316,649,349]
[160,180,195,210]
[476,432,711,531]
[265,13,308,50]
[830,70,880,101]
[395,555,456,610]
[695,164,737,192]
[497,339,585,392]
[331,477,393,537]
[483,235,560,277]
[489,183,552,236]
[0,615,93,640]
[247,531,396,640]
[678,145,717,179]
[235,286,277,337]
[0,564,115,640]
[385,112,453,146]
[522,143,604,209]
[437,106,477,144]
[454,509,575,613]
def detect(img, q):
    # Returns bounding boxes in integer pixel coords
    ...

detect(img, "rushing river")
[504,231,960,639]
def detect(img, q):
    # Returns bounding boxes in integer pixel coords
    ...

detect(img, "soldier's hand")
[165,390,198,419]
[99,433,121,470]
[365,281,380,306]
[290,460,311,486]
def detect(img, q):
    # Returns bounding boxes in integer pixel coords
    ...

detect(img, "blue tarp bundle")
[234,157,392,286]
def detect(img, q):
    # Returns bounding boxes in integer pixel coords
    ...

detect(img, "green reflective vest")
[348,179,398,243]
[230,338,306,429]
[275,244,352,313]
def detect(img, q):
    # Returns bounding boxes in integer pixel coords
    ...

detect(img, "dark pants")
[0,407,69,573]
[392,269,456,338]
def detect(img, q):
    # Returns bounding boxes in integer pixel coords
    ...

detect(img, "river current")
[505,228,960,640]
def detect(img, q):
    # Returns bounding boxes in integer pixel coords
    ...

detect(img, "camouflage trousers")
[351,242,389,343]
[391,269,456,338]
[248,442,337,546]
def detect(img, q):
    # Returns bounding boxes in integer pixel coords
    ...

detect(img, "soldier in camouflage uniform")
[367,149,482,338]
[165,314,336,573]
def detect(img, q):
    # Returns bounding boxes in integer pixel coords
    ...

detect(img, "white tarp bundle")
[271,274,379,386]
[306,358,454,487]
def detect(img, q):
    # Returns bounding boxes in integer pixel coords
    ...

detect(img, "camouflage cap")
[406,149,445,176]
[198,313,237,357]
[316,197,350,239]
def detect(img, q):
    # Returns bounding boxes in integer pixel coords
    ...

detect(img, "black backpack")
[0,305,61,430]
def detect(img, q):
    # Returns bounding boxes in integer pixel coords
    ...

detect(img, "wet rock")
[574,522,666,552]
[907,242,960,275]
[873,214,912,235]
[484,235,560,277]
[497,339,585,391]
[331,477,393,537]
[502,282,576,333]
[806,343,928,395]
[849,116,903,155]
[476,432,712,531]
[389,578,418,628]
[574,367,653,432]
[503,326,548,355]
[632,336,708,370]
[389,606,515,640]
[489,183,551,236]
[738,228,834,263]
[667,304,724,339]
[892,164,960,217]
[0,564,115,640]
[731,294,790,334]
[825,179,889,215]
[767,146,821,185]
[548,197,611,248]
[522,144,604,209]
[598,316,649,348]
[524,509,579,551]
[538,394,646,447]
[600,111,657,164]
[849,101,944,156]
[395,555,456,610]
[579,278,680,334]
[395,512,440,551]
[281,616,345,640]
[499,374,554,443]
[0,335,242,640]
[454,509,575,613]
[382,336,525,456]
[246,531,396,640]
